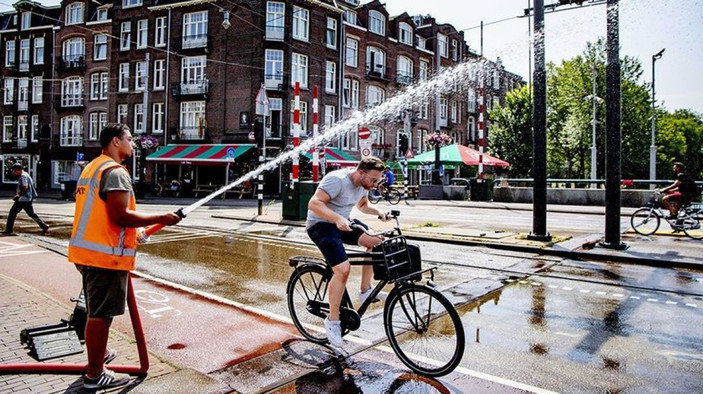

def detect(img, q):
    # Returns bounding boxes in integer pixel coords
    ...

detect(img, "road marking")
[647,298,659,303]
[685,303,698,308]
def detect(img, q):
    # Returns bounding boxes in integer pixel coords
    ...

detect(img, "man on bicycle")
[378,166,395,194]
[660,162,699,218]
[306,157,392,348]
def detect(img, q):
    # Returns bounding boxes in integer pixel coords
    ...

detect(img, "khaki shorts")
[76,265,128,318]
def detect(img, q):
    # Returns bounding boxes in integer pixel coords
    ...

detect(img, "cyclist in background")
[306,157,392,348]
[378,166,395,194]
[660,162,699,218]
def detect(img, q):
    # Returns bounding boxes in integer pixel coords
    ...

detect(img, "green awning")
[146,144,256,165]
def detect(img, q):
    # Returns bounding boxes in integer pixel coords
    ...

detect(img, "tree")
[657,109,703,179]
[487,84,533,177]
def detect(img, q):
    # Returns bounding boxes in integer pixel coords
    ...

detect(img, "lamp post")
[650,48,665,187]
[584,63,603,189]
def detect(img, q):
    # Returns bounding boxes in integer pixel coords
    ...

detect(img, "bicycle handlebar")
[348,210,401,237]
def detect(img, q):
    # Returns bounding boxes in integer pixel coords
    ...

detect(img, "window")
[451,39,459,61]
[61,77,84,107]
[62,37,85,63]
[66,3,84,25]
[493,70,500,89]
[117,104,128,123]
[18,79,28,110]
[96,8,108,21]
[181,56,206,84]
[133,104,144,134]
[289,101,308,135]
[468,89,476,112]
[343,10,357,25]
[3,79,13,104]
[399,22,413,45]
[417,129,429,152]
[325,61,336,93]
[340,123,358,150]
[416,35,426,49]
[291,53,308,88]
[419,60,429,82]
[136,19,148,49]
[345,38,358,67]
[135,61,146,91]
[366,46,385,76]
[17,115,28,143]
[324,105,335,128]
[451,101,457,123]
[19,39,29,71]
[6,41,15,67]
[266,2,285,40]
[264,49,283,89]
[325,18,337,49]
[155,17,167,47]
[31,115,39,142]
[467,117,475,142]
[152,103,164,134]
[120,22,131,51]
[89,112,106,140]
[439,98,448,126]
[153,59,165,90]
[90,73,101,100]
[368,10,385,36]
[32,77,42,103]
[94,34,107,60]
[119,63,129,91]
[122,0,142,8]
[3,116,13,142]
[183,11,208,48]
[60,115,83,146]
[292,6,309,41]
[33,37,44,64]
[437,33,448,58]
[21,12,31,30]
[269,98,282,138]
[179,101,206,139]
[397,56,413,84]
[343,78,360,109]
[100,72,108,99]
[418,98,428,119]
[366,85,385,107]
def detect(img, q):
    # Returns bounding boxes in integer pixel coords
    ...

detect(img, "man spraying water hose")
[68,123,182,390]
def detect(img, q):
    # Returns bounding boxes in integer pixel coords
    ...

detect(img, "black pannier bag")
[372,236,422,281]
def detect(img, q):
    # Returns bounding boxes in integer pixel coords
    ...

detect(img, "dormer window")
[399,22,413,45]
[97,8,108,21]
[369,10,385,36]
[123,0,142,8]
[21,12,31,30]
[66,3,84,25]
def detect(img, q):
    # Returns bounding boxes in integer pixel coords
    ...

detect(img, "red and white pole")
[312,86,319,182]
[292,82,300,183]
[477,77,485,176]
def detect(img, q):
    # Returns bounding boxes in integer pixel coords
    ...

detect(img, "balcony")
[171,79,209,98]
[366,65,391,81]
[17,138,27,149]
[60,133,83,147]
[17,101,28,111]
[181,34,209,50]
[176,127,207,141]
[265,26,284,41]
[264,75,288,91]
[56,94,85,109]
[57,56,86,71]
[396,74,414,85]
[19,61,29,72]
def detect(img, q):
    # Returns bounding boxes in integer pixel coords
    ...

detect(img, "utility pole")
[650,48,665,188]
[589,63,599,188]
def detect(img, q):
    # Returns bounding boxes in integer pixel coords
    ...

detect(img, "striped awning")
[145,144,256,165]
[302,147,358,167]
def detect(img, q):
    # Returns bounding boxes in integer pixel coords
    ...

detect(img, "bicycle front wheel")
[682,217,703,240]
[384,285,465,377]
[287,264,330,343]
[630,208,660,235]
[387,189,401,205]
[368,189,381,204]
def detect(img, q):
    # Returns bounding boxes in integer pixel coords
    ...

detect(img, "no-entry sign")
[358,127,371,139]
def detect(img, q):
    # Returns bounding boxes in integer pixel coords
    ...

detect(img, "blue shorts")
[307,221,367,266]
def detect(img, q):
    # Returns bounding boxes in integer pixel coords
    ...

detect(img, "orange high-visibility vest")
[68,154,138,270]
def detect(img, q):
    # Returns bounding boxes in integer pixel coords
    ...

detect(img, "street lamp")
[584,63,603,188]
[650,48,665,186]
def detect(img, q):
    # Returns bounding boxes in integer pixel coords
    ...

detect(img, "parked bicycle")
[368,185,401,205]
[630,191,703,240]
[286,210,465,377]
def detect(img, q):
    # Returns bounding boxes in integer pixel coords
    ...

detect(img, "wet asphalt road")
[4,200,703,392]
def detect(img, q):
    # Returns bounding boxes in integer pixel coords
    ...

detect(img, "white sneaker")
[324,317,343,348]
[358,287,388,303]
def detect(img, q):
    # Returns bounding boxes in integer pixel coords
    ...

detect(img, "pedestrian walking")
[3,163,48,235]
[68,123,182,390]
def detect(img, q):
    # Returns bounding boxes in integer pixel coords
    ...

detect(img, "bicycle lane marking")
[0,240,51,258]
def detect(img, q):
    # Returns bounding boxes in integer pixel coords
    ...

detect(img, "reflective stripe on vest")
[68,156,137,269]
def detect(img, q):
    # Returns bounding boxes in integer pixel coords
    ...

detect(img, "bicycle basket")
[372,236,422,282]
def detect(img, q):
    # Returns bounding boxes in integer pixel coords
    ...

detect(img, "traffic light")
[253,117,264,145]
[398,133,409,155]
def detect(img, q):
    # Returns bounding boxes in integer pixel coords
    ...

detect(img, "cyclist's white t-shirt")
[305,168,367,230]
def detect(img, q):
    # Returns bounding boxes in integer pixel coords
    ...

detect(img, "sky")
[382,0,703,114]
[1,0,701,113]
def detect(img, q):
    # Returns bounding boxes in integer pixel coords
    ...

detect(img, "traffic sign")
[248,132,256,143]
[358,127,371,140]
[405,148,414,159]
[361,147,372,157]
[226,147,236,159]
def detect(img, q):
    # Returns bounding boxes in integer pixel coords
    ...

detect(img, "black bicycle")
[368,185,401,205]
[286,210,465,377]
[630,191,703,240]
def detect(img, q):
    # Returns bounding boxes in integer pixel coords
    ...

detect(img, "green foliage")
[487,85,534,177]
[657,109,703,179]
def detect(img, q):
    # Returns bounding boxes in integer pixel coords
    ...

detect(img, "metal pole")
[590,63,597,188]
[601,0,626,249]
[649,48,664,188]
[528,0,551,242]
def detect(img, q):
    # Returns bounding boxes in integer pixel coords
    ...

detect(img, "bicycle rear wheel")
[630,208,660,235]
[368,189,381,204]
[384,285,465,377]
[287,264,331,343]
[387,189,401,205]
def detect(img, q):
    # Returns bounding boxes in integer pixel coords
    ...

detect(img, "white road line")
[685,303,698,308]
[647,298,659,303]
[630,296,641,300]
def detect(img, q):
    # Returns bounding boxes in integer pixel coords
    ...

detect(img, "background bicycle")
[368,186,401,205]
[630,191,703,240]
[286,211,465,377]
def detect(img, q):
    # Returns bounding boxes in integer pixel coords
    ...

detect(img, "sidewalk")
[1,197,701,393]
